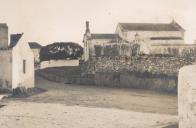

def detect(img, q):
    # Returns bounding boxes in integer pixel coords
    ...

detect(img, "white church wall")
[122,31,183,42]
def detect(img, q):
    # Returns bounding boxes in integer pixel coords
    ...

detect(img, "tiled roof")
[28,42,42,49]
[91,34,118,39]
[10,33,23,48]
[118,22,184,31]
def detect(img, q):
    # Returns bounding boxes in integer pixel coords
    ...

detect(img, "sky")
[0,0,196,46]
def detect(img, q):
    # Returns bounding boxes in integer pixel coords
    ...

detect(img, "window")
[23,60,26,74]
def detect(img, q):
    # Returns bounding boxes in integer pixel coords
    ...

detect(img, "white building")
[115,20,185,54]
[83,21,123,61]
[29,42,42,63]
[83,20,190,60]
[0,24,34,91]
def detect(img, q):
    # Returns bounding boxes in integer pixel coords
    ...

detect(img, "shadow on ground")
[0,105,6,108]
[163,123,178,128]
[9,87,46,98]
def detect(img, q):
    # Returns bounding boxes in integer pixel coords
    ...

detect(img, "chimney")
[85,21,90,33]
[0,24,8,49]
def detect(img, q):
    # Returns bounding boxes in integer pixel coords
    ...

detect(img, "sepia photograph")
[0,0,196,128]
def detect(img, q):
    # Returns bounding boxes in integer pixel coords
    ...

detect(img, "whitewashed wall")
[40,59,79,69]
[83,35,89,61]
[115,24,184,43]
[125,31,183,42]
[178,65,196,128]
[12,36,35,89]
[0,50,12,89]
[32,49,40,63]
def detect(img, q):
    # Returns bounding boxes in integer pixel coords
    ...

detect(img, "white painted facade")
[115,21,185,55]
[0,50,12,89]
[31,49,40,63]
[0,24,34,90]
[116,25,184,42]
[83,33,89,61]
[83,21,189,60]
[12,36,35,89]
[178,65,196,128]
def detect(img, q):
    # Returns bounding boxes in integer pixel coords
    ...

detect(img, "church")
[83,20,196,61]
[0,23,34,91]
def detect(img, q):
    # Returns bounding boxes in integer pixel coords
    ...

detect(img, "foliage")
[40,42,83,61]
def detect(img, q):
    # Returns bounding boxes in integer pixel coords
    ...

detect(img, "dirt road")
[27,76,177,115]
[0,75,178,128]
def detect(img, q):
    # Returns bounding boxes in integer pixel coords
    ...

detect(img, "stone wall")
[80,55,195,92]
[85,56,195,76]
[38,55,196,93]
[37,66,95,85]
[178,65,196,128]
[0,50,12,90]
[95,72,177,93]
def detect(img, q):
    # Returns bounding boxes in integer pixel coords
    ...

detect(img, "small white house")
[0,24,34,91]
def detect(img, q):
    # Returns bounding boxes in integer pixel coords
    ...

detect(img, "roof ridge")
[10,33,23,48]
[119,22,170,25]
[91,33,117,34]
[118,22,183,31]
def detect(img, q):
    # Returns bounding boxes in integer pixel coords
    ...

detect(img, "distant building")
[83,20,196,60]
[115,20,185,54]
[83,21,130,61]
[0,24,34,91]
[29,42,42,63]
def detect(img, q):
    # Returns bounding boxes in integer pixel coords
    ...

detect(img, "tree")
[40,42,83,62]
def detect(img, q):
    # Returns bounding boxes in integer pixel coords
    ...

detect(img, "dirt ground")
[0,75,178,128]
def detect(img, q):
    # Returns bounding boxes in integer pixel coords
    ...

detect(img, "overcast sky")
[0,0,196,46]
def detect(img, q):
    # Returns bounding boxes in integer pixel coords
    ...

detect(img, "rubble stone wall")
[95,72,177,92]
[80,56,195,92]
[82,56,195,76]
